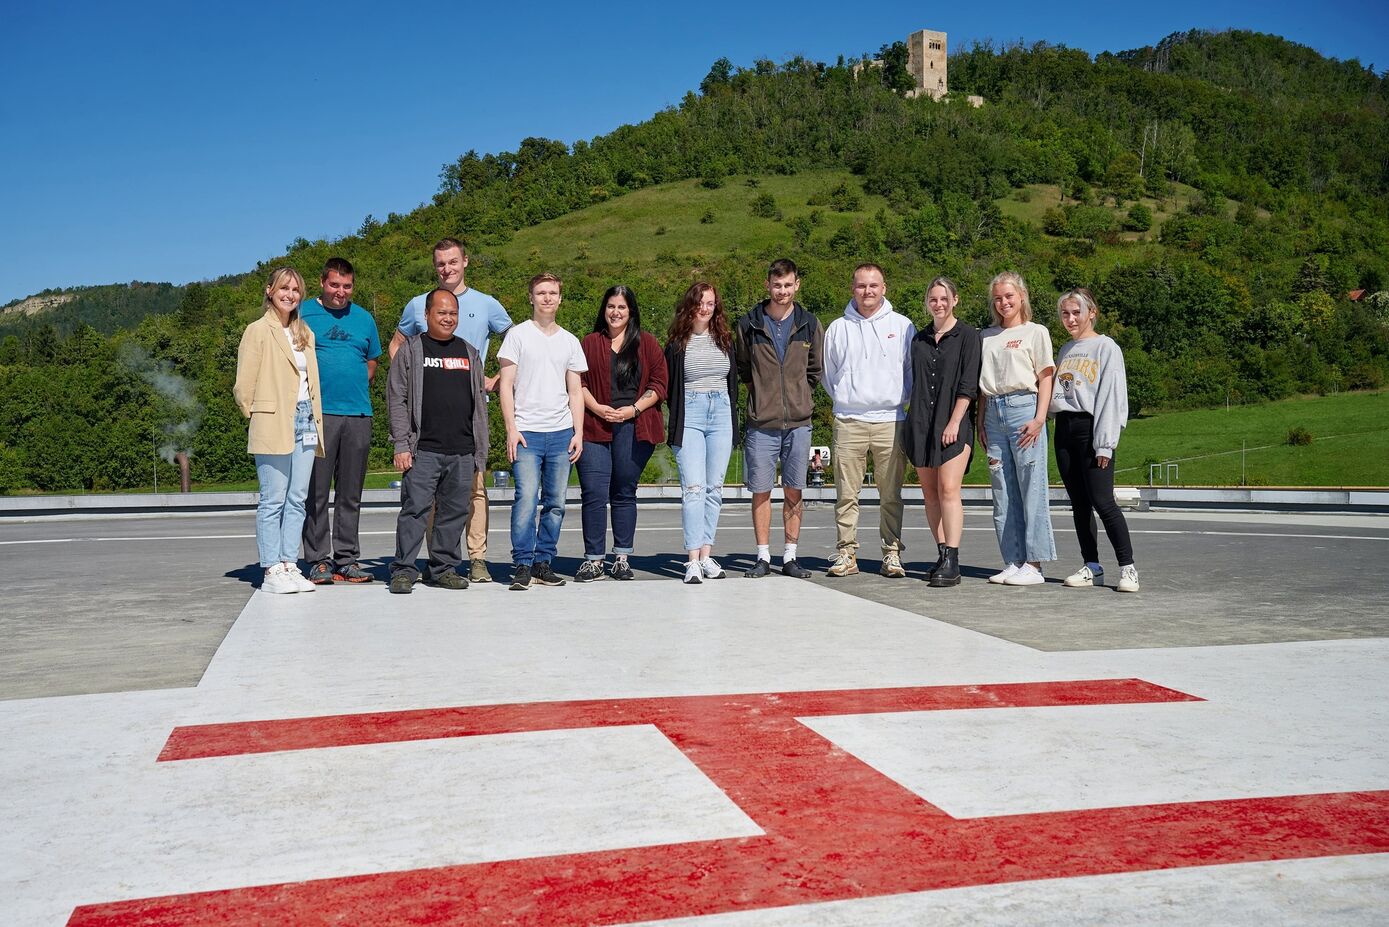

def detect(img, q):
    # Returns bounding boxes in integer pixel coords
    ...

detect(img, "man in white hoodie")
[822,263,915,578]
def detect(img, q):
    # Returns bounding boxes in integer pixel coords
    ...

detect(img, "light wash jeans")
[510,428,573,566]
[254,399,316,568]
[674,391,732,552]
[984,391,1056,564]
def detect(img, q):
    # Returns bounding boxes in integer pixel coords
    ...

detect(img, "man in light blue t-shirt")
[388,237,512,583]
[301,257,383,584]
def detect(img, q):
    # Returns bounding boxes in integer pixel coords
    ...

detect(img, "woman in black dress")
[904,277,981,586]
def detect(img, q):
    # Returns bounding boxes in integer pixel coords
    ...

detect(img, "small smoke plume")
[118,343,203,463]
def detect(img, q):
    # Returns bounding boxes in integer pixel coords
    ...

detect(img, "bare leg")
[918,466,944,544]
[936,451,969,548]
[751,491,772,546]
[783,488,803,544]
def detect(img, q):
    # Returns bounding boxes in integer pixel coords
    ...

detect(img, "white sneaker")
[1005,564,1045,586]
[988,563,1021,584]
[699,557,726,579]
[1117,564,1140,593]
[683,561,703,585]
[284,563,316,593]
[260,563,298,595]
[1063,565,1103,588]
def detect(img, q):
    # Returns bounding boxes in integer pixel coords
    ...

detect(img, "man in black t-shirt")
[386,289,490,593]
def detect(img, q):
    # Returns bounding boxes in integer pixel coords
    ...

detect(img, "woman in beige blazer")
[234,267,326,594]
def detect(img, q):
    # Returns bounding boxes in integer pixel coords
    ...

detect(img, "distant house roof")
[1348,289,1366,301]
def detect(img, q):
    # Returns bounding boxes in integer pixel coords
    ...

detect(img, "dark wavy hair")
[667,282,732,354]
[593,285,643,394]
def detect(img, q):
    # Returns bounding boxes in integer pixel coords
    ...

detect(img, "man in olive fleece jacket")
[733,258,824,579]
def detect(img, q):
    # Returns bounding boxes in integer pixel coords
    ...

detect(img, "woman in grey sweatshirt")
[1050,288,1139,593]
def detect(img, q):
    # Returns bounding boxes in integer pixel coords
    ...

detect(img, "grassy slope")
[492,170,888,268]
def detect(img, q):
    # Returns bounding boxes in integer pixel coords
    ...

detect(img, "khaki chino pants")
[832,418,906,554]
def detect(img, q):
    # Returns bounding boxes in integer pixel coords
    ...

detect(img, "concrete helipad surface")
[2,505,1388,925]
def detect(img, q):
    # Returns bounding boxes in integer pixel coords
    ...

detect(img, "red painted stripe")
[70,681,1389,927]
[157,678,1199,761]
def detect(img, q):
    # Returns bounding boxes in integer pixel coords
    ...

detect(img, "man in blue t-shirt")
[301,257,383,584]
[388,238,512,583]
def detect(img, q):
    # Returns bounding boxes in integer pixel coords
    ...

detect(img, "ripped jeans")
[984,391,1056,564]
[674,390,732,552]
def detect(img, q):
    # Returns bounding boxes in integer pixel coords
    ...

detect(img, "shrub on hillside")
[1286,426,1313,446]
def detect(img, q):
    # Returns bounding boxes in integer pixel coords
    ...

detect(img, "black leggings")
[1054,412,1134,566]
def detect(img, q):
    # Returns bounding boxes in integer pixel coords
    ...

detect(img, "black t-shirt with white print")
[417,335,475,456]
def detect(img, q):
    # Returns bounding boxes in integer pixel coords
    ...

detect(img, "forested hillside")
[2,29,1386,492]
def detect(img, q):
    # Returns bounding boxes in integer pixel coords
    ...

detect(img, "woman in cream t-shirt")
[976,272,1056,585]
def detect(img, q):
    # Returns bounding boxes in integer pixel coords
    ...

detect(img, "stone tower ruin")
[907,29,948,100]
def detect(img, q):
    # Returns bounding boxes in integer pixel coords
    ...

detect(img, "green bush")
[750,192,781,220]
[1286,426,1313,446]
[1125,203,1154,232]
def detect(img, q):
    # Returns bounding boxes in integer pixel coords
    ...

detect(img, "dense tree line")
[1,29,1386,491]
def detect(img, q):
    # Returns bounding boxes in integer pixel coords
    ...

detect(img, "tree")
[700,58,734,95]
[876,42,915,94]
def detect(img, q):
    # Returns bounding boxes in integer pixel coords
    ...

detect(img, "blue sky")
[2,0,1385,305]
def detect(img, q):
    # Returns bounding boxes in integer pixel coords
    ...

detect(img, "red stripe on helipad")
[157,678,1199,760]
[68,680,1389,926]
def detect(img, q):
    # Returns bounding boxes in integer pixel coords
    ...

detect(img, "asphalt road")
[3,504,1387,700]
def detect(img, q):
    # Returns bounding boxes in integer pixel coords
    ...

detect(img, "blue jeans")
[984,392,1056,564]
[674,391,732,552]
[576,422,654,559]
[254,400,316,568]
[511,428,573,566]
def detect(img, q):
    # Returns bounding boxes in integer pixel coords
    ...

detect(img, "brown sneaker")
[468,559,493,583]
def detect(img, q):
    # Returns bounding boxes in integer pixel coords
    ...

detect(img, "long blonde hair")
[988,271,1032,327]
[262,267,311,350]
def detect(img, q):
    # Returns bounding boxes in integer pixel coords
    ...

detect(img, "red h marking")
[70,679,1389,926]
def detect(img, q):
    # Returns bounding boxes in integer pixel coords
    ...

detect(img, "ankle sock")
[757,544,770,562]
[1087,561,1103,573]
[783,543,797,562]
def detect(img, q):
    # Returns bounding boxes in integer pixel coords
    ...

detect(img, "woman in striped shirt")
[665,283,739,584]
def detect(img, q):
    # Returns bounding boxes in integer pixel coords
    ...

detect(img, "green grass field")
[492,170,889,269]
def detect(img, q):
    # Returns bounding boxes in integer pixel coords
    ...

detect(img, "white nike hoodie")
[822,297,916,422]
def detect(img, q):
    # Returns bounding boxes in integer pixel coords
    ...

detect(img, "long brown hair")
[667,282,732,354]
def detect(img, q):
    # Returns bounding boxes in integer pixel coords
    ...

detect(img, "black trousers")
[303,414,373,568]
[1054,412,1134,566]
[392,449,474,579]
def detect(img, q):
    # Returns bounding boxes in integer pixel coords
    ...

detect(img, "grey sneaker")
[388,572,415,595]
[332,563,374,584]
[308,561,335,585]
[880,551,906,578]
[531,562,566,586]
[575,559,607,583]
[468,558,493,583]
[424,569,468,590]
[610,558,635,581]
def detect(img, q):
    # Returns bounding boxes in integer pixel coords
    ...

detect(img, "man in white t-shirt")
[497,272,587,591]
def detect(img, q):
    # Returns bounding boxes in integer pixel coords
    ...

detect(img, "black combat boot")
[926,542,947,580]
[928,546,960,587]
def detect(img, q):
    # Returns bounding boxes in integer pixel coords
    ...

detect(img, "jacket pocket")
[250,398,277,413]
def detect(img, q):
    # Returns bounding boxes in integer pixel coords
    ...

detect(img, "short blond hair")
[528,272,562,294]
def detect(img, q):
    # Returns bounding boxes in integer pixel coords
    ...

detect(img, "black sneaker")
[510,564,532,591]
[610,558,634,581]
[574,560,607,583]
[781,558,811,578]
[388,572,415,595]
[745,559,772,578]
[308,561,335,585]
[424,570,469,590]
[531,562,567,586]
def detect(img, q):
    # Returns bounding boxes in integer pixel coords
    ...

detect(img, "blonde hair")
[1057,287,1099,321]
[988,271,1032,326]
[262,267,311,351]
[925,275,959,302]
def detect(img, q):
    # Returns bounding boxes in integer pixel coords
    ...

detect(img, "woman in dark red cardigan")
[575,285,668,581]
